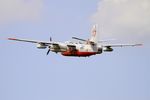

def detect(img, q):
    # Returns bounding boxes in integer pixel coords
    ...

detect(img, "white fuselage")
[49,41,102,57]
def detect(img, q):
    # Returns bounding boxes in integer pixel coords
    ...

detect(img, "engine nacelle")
[97,47,103,54]
[37,43,47,49]
[103,47,113,52]
[50,44,67,52]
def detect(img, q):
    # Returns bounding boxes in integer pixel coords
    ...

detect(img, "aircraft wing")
[8,37,77,52]
[103,44,142,48]
[8,38,53,45]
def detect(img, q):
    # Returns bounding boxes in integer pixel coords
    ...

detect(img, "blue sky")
[0,0,150,100]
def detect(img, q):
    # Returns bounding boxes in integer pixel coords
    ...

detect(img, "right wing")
[8,37,77,52]
[8,38,53,45]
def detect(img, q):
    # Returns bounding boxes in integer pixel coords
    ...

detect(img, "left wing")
[103,44,142,48]
[101,44,142,52]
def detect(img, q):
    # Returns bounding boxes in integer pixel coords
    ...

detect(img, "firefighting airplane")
[8,25,142,57]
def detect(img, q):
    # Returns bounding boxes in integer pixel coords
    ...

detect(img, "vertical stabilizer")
[90,24,99,43]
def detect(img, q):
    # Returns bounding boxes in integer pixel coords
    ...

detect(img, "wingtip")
[136,44,143,46]
[8,38,16,40]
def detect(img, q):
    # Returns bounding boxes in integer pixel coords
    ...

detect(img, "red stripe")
[61,51,97,57]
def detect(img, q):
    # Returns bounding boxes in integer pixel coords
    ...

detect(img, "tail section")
[90,24,99,44]
[72,25,99,44]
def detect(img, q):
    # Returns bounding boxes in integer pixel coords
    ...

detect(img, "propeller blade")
[50,37,52,41]
[47,49,50,55]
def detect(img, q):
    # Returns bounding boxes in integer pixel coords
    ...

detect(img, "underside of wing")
[103,44,142,47]
[100,44,142,52]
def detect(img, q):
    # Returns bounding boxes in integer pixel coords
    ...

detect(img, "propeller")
[50,37,52,41]
[47,48,51,55]
[46,37,52,55]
